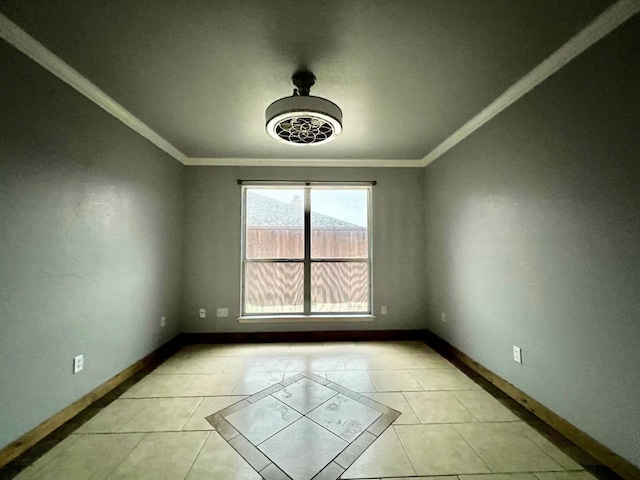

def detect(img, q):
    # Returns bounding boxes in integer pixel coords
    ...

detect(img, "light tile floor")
[204,370,401,479]
[2,341,623,480]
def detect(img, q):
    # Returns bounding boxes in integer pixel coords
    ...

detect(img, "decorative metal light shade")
[265,71,343,145]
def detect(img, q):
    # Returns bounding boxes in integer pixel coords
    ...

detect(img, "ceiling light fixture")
[265,71,342,145]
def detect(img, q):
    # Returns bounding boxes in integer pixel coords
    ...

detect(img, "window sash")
[241,185,372,316]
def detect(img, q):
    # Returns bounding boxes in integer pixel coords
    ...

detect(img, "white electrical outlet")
[441,312,447,323]
[73,354,84,374]
[199,308,206,319]
[380,306,387,315]
[160,316,167,327]
[513,346,522,364]
[216,308,229,318]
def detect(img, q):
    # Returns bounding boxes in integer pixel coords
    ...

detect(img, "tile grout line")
[227,431,274,474]
[8,434,83,480]
[363,370,377,394]
[181,431,211,480]
[385,426,419,478]
[446,391,480,423]
[232,394,304,448]
[506,422,569,472]
[448,423,502,474]
[249,412,375,479]
[228,369,245,396]
[103,431,149,480]
[178,396,206,431]
[219,372,398,480]
[400,391,423,424]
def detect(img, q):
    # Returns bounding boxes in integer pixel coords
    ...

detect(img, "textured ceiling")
[1,0,615,161]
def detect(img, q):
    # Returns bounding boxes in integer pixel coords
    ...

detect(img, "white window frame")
[239,182,374,322]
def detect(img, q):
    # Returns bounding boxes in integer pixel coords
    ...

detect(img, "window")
[241,184,372,317]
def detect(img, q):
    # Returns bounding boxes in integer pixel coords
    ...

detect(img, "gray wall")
[422,16,640,468]
[2,7,637,472]
[182,166,426,333]
[0,43,185,449]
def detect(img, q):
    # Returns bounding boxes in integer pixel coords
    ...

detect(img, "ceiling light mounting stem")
[292,71,316,96]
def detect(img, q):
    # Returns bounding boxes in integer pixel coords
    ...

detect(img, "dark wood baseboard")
[0,336,182,468]
[6,329,636,479]
[0,329,420,468]
[179,329,429,344]
[423,330,639,480]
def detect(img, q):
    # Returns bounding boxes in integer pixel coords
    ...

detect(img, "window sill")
[237,314,375,324]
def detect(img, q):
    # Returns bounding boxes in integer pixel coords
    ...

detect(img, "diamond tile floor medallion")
[205,371,401,480]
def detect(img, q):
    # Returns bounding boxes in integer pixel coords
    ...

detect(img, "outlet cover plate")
[513,346,522,364]
[217,308,229,317]
[73,354,84,374]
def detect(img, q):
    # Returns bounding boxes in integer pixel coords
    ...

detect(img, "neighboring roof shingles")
[247,192,364,228]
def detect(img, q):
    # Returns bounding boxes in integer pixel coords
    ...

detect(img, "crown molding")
[3,1,637,170]
[0,12,414,169]
[0,12,188,165]
[186,157,423,168]
[420,0,640,168]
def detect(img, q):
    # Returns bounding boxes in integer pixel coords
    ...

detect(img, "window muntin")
[242,185,371,316]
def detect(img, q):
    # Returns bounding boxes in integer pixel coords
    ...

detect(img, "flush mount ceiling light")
[266,71,343,145]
